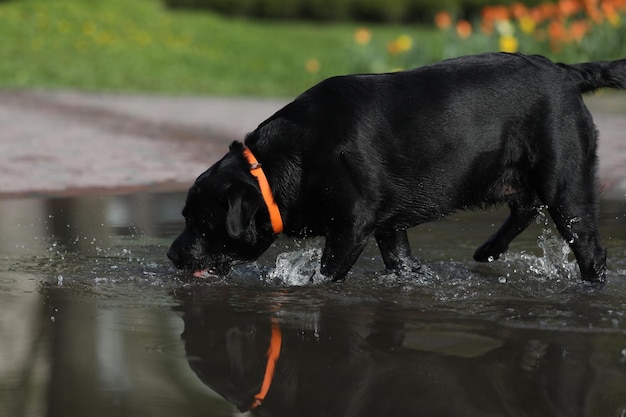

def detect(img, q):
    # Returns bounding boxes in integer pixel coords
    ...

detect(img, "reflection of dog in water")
[174,286,593,416]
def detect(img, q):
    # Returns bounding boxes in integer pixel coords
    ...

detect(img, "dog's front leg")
[375,229,414,271]
[320,226,372,282]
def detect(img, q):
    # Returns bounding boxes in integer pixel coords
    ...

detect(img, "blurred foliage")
[1,0,625,96]
[0,0,440,95]
[349,0,626,74]
[162,0,548,22]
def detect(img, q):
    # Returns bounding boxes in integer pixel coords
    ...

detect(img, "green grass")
[3,0,626,96]
[0,0,442,96]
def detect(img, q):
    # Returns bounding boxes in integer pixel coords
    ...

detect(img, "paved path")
[1,90,625,199]
[0,90,288,197]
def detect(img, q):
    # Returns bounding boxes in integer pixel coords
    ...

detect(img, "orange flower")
[510,2,529,19]
[531,3,559,23]
[569,19,589,42]
[482,5,510,22]
[548,20,568,50]
[584,0,604,23]
[354,27,372,45]
[434,11,453,30]
[548,20,567,41]
[558,0,581,17]
[529,7,544,23]
[456,20,473,38]
[602,2,621,26]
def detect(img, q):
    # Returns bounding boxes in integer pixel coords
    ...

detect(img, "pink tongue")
[193,269,213,278]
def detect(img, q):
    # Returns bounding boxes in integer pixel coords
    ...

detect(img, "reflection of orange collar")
[250,317,282,410]
[242,147,284,234]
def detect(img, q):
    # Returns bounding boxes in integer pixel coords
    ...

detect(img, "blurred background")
[1,0,626,96]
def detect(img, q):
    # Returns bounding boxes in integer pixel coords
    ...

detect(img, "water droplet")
[487,255,495,262]
[498,276,507,284]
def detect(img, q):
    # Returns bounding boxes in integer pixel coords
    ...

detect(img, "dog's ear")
[225,187,261,240]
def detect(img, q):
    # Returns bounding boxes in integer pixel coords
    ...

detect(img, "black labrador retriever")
[168,52,626,283]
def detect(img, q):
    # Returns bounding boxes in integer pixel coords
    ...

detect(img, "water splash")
[519,227,578,281]
[525,208,578,279]
[535,205,550,226]
[266,247,325,286]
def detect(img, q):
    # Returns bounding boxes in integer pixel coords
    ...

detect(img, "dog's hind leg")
[474,199,540,263]
[534,154,606,282]
[545,202,607,283]
[375,229,415,271]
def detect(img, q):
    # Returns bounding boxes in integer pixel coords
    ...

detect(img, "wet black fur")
[168,52,626,283]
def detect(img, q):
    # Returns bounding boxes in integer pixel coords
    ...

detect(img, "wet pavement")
[0,90,288,197]
[1,89,625,199]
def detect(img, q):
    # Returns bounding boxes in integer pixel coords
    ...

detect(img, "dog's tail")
[562,58,626,94]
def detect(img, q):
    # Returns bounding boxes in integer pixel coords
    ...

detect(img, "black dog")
[168,52,626,283]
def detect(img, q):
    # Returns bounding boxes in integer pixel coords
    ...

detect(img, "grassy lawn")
[0,0,442,96]
[2,0,626,96]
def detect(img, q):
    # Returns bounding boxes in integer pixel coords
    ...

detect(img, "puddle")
[1,192,626,416]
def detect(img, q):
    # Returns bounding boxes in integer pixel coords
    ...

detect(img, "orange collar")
[242,147,284,234]
[250,317,282,410]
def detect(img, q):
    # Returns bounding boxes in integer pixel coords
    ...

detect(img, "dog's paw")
[312,271,334,284]
[382,257,424,276]
[473,241,506,263]
[399,257,424,274]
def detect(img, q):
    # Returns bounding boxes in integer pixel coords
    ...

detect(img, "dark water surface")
[1,192,626,417]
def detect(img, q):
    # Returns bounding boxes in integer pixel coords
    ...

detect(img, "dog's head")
[167,143,278,276]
